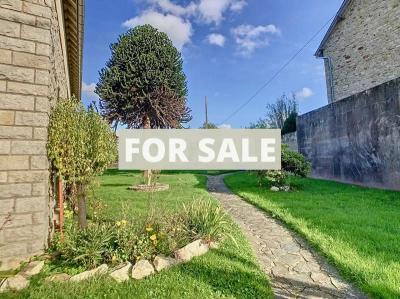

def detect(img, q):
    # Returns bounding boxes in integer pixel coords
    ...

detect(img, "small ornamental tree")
[47,99,117,229]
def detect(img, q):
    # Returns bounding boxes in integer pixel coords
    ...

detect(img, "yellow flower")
[121,220,127,226]
[150,234,157,241]
[145,226,153,232]
[116,221,121,227]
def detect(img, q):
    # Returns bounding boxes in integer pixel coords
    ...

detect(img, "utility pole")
[204,96,208,129]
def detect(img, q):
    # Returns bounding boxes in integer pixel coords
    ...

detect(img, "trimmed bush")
[256,170,288,187]
[282,145,311,177]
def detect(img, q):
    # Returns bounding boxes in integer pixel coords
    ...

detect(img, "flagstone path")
[207,174,366,299]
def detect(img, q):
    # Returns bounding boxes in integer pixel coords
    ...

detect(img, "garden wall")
[0,0,69,270]
[282,132,298,152]
[297,77,400,191]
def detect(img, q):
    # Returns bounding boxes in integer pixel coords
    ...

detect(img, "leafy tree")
[96,24,191,129]
[250,93,298,129]
[200,122,218,129]
[248,118,268,129]
[265,93,298,129]
[47,99,117,229]
[281,111,297,135]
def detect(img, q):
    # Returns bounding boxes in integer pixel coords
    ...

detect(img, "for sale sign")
[117,129,281,170]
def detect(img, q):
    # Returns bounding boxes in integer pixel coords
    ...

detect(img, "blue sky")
[82,0,343,128]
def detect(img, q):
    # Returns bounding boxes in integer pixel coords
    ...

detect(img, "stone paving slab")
[207,174,366,299]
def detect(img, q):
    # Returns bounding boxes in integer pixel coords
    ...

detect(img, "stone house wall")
[0,0,69,270]
[322,0,400,103]
[297,77,400,191]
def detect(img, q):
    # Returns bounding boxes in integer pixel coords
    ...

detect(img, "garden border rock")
[0,238,218,293]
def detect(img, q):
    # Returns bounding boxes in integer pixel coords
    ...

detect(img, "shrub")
[182,200,230,243]
[53,221,115,269]
[282,145,311,177]
[51,201,231,269]
[256,170,288,187]
[47,99,117,228]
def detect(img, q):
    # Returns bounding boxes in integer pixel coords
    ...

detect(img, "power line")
[219,16,335,126]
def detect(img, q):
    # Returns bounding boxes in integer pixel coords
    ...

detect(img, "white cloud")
[231,24,280,56]
[197,0,231,24]
[151,0,246,24]
[218,123,232,129]
[123,10,193,50]
[207,33,225,47]
[150,0,197,16]
[82,82,96,94]
[82,82,99,104]
[230,0,247,12]
[295,87,314,99]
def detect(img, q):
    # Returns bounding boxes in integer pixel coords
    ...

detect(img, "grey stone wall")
[282,132,298,152]
[297,77,400,191]
[0,0,68,270]
[322,0,400,102]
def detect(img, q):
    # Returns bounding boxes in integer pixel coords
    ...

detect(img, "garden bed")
[0,171,273,299]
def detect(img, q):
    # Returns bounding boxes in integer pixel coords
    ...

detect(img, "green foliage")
[96,24,190,128]
[248,118,269,129]
[255,146,310,188]
[47,98,117,184]
[53,221,115,269]
[282,145,311,177]
[250,93,298,129]
[281,111,297,135]
[182,200,231,243]
[200,122,218,129]
[51,200,231,269]
[256,170,288,187]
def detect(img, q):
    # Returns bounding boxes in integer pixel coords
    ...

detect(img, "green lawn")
[2,170,272,299]
[225,172,400,299]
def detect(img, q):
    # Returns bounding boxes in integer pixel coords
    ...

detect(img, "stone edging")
[0,239,215,292]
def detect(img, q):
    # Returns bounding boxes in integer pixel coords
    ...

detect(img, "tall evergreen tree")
[96,25,191,129]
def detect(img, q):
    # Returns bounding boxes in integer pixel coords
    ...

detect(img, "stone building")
[0,0,84,270]
[316,0,400,103]
[296,0,400,191]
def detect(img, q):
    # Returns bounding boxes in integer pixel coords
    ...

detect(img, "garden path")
[207,174,366,299]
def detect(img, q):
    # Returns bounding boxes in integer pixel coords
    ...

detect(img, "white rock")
[270,186,280,192]
[175,239,209,262]
[109,262,131,282]
[0,275,29,293]
[280,186,290,192]
[153,256,177,272]
[20,260,44,277]
[131,260,155,280]
[70,264,108,282]
[45,273,71,282]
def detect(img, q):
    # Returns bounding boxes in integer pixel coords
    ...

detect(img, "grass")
[225,172,400,299]
[1,170,272,299]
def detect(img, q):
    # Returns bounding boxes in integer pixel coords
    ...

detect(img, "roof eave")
[314,0,351,57]
[63,0,84,98]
